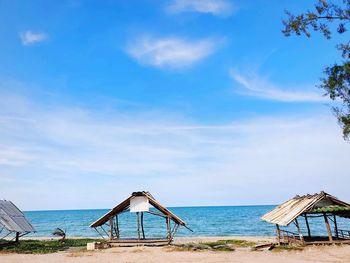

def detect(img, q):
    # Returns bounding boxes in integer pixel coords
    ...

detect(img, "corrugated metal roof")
[0,200,35,233]
[261,191,350,226]
[90,191,186,228]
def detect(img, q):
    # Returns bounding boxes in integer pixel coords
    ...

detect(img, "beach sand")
[1,236,350,263]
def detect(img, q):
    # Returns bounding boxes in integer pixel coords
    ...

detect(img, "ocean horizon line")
[24,204,276,213]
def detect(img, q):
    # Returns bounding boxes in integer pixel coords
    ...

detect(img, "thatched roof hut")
[0,200,35,244]
[90,191,189,245]
[262,191,350,244]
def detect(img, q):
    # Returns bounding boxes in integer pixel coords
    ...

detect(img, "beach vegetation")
[172,243,213,251]
[0,238,101,254]
[271,244,304,252]
[172,239,257,252]
[201,239,257,248]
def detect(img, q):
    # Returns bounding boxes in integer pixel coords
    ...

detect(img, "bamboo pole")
[276,224,281,244]
[334,215,338,239]
[115,215,120,239]
[146,210,167,218]
[141,212,145,239]
[171,223,179,239]
[93,227,106,239]
[304,214,311,237]
[100,225,109,237]
[323,213,333,242]
[167,216,171,243]
[137,212,140,240]
[295,218,304,244]
[109,218,114,240]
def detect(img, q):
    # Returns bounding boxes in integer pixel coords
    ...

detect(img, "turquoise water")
[24,206,350,238]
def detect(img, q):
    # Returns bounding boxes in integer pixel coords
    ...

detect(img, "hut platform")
[108,238,170,247]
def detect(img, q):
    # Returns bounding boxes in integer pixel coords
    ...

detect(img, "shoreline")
[19,235,276,243]
[2,235,350,263]
[20,235,275,242]
[173,236,275,244]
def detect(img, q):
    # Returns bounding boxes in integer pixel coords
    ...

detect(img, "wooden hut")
[90,191,190,246]
[262,191,350,245]
[0,200,35,246]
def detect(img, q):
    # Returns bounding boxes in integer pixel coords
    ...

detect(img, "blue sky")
[1,0,350,211]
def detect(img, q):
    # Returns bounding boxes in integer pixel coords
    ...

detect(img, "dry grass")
[169,239,257,252]
[272,244,304,252]
[201,239,257,248]
[66,251,94,258]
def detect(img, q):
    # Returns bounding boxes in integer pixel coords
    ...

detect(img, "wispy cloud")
[19,30,48,46]
[0,88,349,209]
[167,0,234,17]
[229,69,327,102]
[126,36,218,69]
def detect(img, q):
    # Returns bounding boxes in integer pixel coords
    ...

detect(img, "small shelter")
[90,191,190,246]
[262,191,350,245]
[0,200,35,244]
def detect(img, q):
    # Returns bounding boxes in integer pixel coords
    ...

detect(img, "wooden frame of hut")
[90,191,190,246]
[262,191,350,245]
[0,200,35,247]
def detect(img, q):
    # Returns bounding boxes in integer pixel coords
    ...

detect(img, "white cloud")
[167,0,234,17]
[0,90,349,210]
[19,30,48,46]
[126,36,218,69]
[229,69,328,102]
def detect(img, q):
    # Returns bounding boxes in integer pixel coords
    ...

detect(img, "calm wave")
[24,206,350,238]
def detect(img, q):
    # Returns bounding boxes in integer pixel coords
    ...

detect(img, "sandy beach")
[1,236,350,263]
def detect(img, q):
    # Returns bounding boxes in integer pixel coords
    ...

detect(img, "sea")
[24,206,350,238]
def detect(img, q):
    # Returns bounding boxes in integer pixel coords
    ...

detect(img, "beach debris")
[253,243,275,251]
[87,242,100,251]
[87,241,111,250]
[52,228,66,242]
[211,244,235,251]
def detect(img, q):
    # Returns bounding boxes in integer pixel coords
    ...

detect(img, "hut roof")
[261,191,350,226]
[90,191,186,228]
[0,200,35,233]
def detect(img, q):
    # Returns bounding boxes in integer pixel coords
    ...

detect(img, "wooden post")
[323,213,333,242]
[304,214,311,237]
[115,215,120,239]
[334,215,339,239]
[276,224,281,244]
[15,232,19,243]
[141,212,145,239]
[167,216,171,243]
[172,223,180,239]
[295,218,304,244]
[137,212,140,240]
[109,218,114,240]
